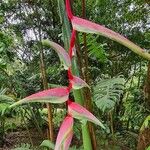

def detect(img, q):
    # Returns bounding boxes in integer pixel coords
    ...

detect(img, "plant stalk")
[81,0,97,149]
[57,0,93,149]
[39,46,54,142]
[35,0,54,142]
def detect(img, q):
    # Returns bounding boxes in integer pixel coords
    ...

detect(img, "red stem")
[66,0,76,93]
[67,68,73,92]
[65,0,78,105]
[69,29,76,59]
[66,0,73,20]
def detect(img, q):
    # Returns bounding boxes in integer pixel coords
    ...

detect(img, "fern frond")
[80,34,107,62]
[93,76,125,112]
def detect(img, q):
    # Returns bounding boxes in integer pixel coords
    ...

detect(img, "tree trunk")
[137,62,150,150]
[81,0,97,149]
[39,50,54,142]
[36,0,54,142]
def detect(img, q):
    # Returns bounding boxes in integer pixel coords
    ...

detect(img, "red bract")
[42,40,71,70]
[55,116,73,150]
[10,87,69,108]
[68,101,105,129]
[71,16,150,60]
[70,75,90,89]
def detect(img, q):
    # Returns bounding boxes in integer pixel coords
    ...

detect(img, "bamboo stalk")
[35,0,54,142]
[39,45,54,142]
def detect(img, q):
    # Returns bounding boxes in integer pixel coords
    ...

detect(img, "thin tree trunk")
[81,0,97,149]
[137,62,150,150]
[39,50,54,142]
[35,1,54,142]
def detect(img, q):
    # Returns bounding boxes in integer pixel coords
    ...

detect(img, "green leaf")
[140,115,150,131]
[146,146,150,150]
[0,95,15,103]
[40,140,55,149]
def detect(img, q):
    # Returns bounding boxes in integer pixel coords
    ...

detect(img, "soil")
[0,129,46,150]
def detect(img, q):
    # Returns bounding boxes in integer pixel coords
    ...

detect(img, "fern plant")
[79,34,107,62]
[93,76,125,112]
[12,143,32,150]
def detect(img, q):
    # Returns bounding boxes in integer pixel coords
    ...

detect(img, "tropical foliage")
[0,0,150,150]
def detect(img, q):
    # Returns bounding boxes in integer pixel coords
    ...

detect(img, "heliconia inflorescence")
[10,0,148,149]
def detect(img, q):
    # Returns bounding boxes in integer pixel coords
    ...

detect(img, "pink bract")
[71,16,150,60]
[55,116,74,150]
[70,75,90,89]
[68,101,105,129]
[10,87,69,108]
[42,40,71,70]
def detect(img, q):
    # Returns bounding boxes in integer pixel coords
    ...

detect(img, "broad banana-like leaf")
[10,87,69,108]
[71,16,150,60]
[68,101,105,129]
[42,40,71,70]
[70,75,90,89]
[55,116,73,150]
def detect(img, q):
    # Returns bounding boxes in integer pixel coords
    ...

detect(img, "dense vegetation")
[0,0,150,150]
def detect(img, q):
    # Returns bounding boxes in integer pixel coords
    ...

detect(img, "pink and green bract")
[42,40,71,70]
[54,116,73,150]
[10,87,69,108]
[70,75,90,89]
[68,100,105,129]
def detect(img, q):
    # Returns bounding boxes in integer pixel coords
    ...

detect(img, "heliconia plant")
[10,0,149,149]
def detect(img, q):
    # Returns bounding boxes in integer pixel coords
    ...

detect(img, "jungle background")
[0,0,150,150]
